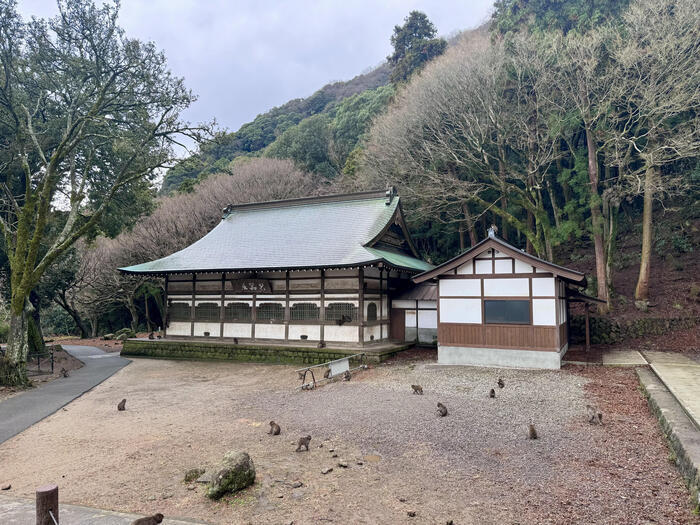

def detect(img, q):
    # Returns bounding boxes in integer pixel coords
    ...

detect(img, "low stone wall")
[570,316,699,345]
[122,339,407,364]
[637,368,700,512]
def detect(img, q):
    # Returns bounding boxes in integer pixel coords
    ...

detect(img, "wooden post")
[585,303,591,352]
[358,267,365,346]
[36,484,58,525]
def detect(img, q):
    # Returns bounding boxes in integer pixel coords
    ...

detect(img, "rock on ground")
[206,451,255,500]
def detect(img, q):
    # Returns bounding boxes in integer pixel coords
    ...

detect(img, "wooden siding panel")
[439,323,557,350]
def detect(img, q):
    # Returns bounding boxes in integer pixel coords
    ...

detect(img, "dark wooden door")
[390,309,405,341]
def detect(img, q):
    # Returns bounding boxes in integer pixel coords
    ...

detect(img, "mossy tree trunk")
[635,165,655,302]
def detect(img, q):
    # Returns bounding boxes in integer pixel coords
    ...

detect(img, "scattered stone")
[161,493,173,499]
[147,495,156,501]
[318,444,323,448]
[332,454,338,458]
[291,481,303,488]
[328,448,334,452]
[398,497,407,503]
[184,467,205,483]
[407,511,416,517]
[356,461,364,466]
[186,484,196,491]
[206,451,256,500]
[634,300,649,312]
[337,462,348,468]
[277,494,284,498]
[1,483,10,490]
[321,467,333,475]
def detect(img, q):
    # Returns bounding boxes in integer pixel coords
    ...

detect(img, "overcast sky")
[18,1,493,135]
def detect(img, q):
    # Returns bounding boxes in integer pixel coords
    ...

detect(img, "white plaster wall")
[392,300,416,309]
[325,278,359,289]
[535,267,547,273]
[456,261,473,274]
[483,278,529,297]
[225,300,253,306]
[476,249,492,259]
[475,260,492,274]
[194,297,220,306]
[532,277,555,297]
[405,310,416,327]
[418,309,438,329]
[440,279,481,297]
[256,324,285,339]
[417,300,436,309]
[289,325,320,341]
[193,322,221,336]
[167,322,191,336]
[223,323,252,338]
[532,299,556,326]
[559,299,567,324]
[439,298,481,323]
[290,300,321,307]
[514,259,534,273]
[364,324,381,342]
[494,259,513,273]
[324,325,359,342]
[382,297,388,319]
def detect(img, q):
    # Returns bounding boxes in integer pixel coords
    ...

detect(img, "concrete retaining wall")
[122,339,408,364]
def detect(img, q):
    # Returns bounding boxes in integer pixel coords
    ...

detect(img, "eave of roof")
[412,235,586,285]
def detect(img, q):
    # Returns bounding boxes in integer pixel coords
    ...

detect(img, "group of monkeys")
[410,376,604,439]
[266,420,312,452]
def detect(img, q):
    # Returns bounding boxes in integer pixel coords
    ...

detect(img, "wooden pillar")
[284,270,290,342]
[163,275,169,338]
[36,484,58,525]
[415,299,419,344]
[251,292,256,341]
[379,267,384,340]
[190,273,196,337]
[320,269,325,344]
[585,303,591,352]
[220,274,225,338]
[358,267,365,345]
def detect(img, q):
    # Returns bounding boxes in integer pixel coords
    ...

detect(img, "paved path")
[0,346,130,444]
[642,351,700,429]
[601,349,647,366]
[0,495,208,524]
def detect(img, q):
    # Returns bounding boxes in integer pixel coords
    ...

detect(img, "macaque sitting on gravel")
[411,384,423,395]
[117,399,126,411]
[528,424,538,440]
[436,402,448,417]
[295,435,312,452]
[131,513,163,525]
[268,421,281,435]
[497,377,505,389]
[586,405,603,425]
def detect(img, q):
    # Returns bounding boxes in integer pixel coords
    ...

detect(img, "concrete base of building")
[437,344,566,370]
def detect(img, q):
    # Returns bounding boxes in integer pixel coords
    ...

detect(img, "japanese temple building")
[120,188,433,350]
[121,188,590,369]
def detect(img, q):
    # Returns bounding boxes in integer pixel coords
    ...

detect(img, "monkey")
[295,435,312,452]
[411,384,423,395]
[324,368,331,379]
[156,335,162,339]
[317,341,326,349]
[436,402,448,417]
[148,332,155,340]
[528,424,538,440]
[497,377,504,389]
[131,513,163,525]
[342,370,351,381]
[117,399,126,411]
[60,367,69,378]
[233,337,239,345]
[586,405,603,425]
[268,421,281,435]
[489,388,496,398]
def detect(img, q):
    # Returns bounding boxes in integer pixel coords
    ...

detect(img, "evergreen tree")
[388,11,447,83]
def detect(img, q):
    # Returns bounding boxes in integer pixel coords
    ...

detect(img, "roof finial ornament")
[385,186,396,205]
[487,224,498,238]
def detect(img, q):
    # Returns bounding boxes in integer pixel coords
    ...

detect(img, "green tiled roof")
[120,191,433,275]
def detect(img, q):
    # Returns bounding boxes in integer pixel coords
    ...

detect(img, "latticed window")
[256,302,284,321]
[290,302,320,321]
[366,302,378,321]
[195,302,220,321]
[168,302,191,321]
[224,302,251,322]
[325,302,357,322]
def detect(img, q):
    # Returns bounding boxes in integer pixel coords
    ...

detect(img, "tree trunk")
[1,308,31,387]
[462,203,477,246]
[585,126,609,312]
[526,211,535,254]
[127,296,139,332]
[635,165,655,302]
[90,317,99,338]
[144,294,152,333]
[54,293,89,338]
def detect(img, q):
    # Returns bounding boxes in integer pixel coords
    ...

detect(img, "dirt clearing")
[0,356,696,524]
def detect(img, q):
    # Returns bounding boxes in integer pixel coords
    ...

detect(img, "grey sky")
[18,1,493,135]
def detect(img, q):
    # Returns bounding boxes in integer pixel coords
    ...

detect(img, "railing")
[295,353,367,390]
[27,346,55,376]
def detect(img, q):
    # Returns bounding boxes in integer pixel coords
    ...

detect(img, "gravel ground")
[0,354,696,525]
